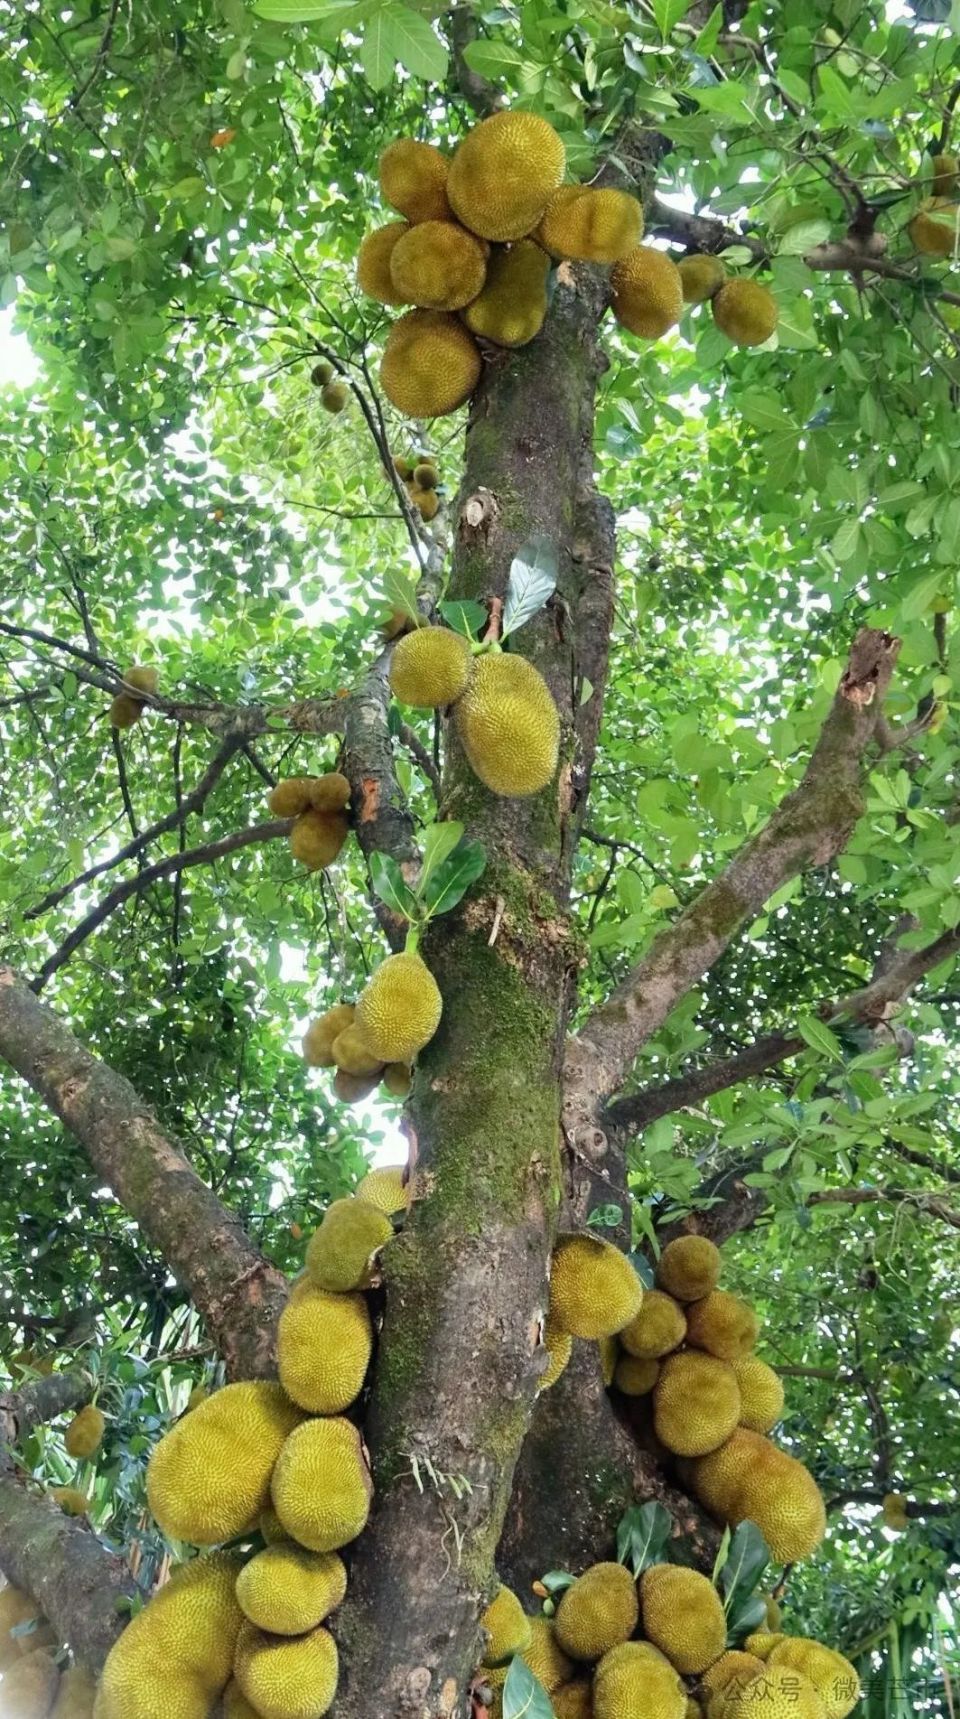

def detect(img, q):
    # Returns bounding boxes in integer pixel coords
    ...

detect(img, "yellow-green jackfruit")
[355,952,443,1063]
[1,1648,60,1715]
[390,626,473,708]
[610,247,683,338]
[554,1683,594,1719]
[235,1545,346,1636]
[690,1429,826,1564]
[908,198,959,257]
[123,666,159,696]
[743,1634,785,1661]
[259,1505,288,1545]
[537,186,642,263]
[309,773,351,813]
[620,1290,686,1360]
[699,1652,766,1718]
[65,1404,106,1461]
[357,222,411,305]
[303,1004,356,1068]
[222,1681,260,1719]
[97,1552,244,1719]
[764,1597,782,1630]
[289,809,348,871]
[685,1291,758,1360]
[768,1640,859,1719]
[523,1617,574,1693]
[413,461,438,488]
[613,1354,659,1396]
[654,1351,741,1457]
[719,1666,826,1719]
[640,1565,726,1674]
[455,651,560,797]
[448,111,565,241]
[109,693,143,729]
[382,1061,414,1098]
[480,1585,532,1665]
[311,360,334,387]
[462,240,549,347]
[549,1235,643,1340]
[380,310,482,418]
[334,1068,381,1104]
[269,777,316,817]
[554,1562,639,1661]
[539,1317,573,1392]
[51,1486,89,1516]
[305,1197,393,1292]
[278,1283,372,1414]
[331,1024,384,1078]
[50,1664,98,1717]
[234,1620,338,1719]
[932,152,960,194]
[711,279,778,346]
[655,1235,722,1303]
[146,1383,302,1546]
[320,381,348,414]
[389,219,488,311]
[409,484,439,521]
[355,1163,409,1214]
[593,1641,685,1719]
[733,1356,784,1433]
[678,254,725,304]
[0,1585,47,1669]
[270,1416,372,1552]
[380,139,452,224]
[881,1492,909,1532]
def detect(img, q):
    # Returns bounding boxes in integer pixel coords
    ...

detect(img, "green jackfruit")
[355,1163,409,1214]
[333,1068,380,1104]
[523,1617,574,1693]
[654,1351,741,1457]
[539,1317,573,1392]
[1,1648,60,1715]
[656,1236,721,1304]
[259,1505,288,1545]
[355,952,443,1063]
[711,280,778,346]
[881,1492,909,1532]
[593,1641,685,1719]
[309,773,351,812]
[640,1565,725,1675]
[699,1652,766,1718]
[380,310,481,418]
[764,1598,782,1630]
[50,1664,98,1717]
[278,1283,372,1414]
[320,381,348,414]
[613,1354,659,1396]
[932,152,960,195]
[65,1404,105,1460]
[51,1485,89,1516]
[537,186,642,262]
[690,1429,826,1564]
[768,1640,860,1719]
[620,1290,686,1359]
[389,626,473,707]
[146,1383,302,1546]
[234,1620,338,1719]
[302,1004,356,1068]
[480,1585,532,1665]
[610,247,683,338]
[380,139,452,224]
[462,240,550,347]
[410,484,439,520]
[357,222,411,305]
[311,360,334,387]
[270,777,317,817]
[719,1666,825,1719]
[389,219,488,311]
[549,1235,643,1340]
[743,1634,785,1661]
[270,1416,373,1552]
[305,1198,393,1292]
[685,1292,758,1360]
[97,1552,244,1719]
[123,666,159,696]
[678,255,725,304]
[289,809,348,871]
[331,1024,384,1078]
[733,1355,784,1433]
[235,1545,346,1636]
[455,651,560,797]
[554,1563,639,1661]
[109,693,144,729]
[448,111,565,241]
[413,461,438,488]
[382,1061,413,1098]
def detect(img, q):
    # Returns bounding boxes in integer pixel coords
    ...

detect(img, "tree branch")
[806,1186,960,1230]
[344,651,421,947]
[449,3,502,117]
[646,194,768,259]
[827,1489,956,1518]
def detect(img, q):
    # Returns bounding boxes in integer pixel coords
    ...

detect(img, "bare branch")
[450,4,503,117]
[806,1186,960,1230]
[646,194,768,258]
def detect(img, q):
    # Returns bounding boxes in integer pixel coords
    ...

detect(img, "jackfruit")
[744,1635,785,1661]
[355,952,443,1063]
[690,1429,826,1564]
[410,485,440,520]
[640,1565,725,1674]
[523,1617,574,1692]
[50,1664,98,1717]
[480,1585,532,1665]
[610,247,683,338]
[554,1683,593,1719]
[455,651,560,797]
[389,219,488,311]
[449,111,565,241]
[598,1336,619,1387]
[124,666,159,695]
[234,1620,338,1719]
[278,1283,372,1414]
[357,221,411,305]
[685,1292,758,1360]
[932,152,959,195]
[382,1062,413,1098]
[462,240,550,347]
[235,1545,347,1636]
[655,1236,722,1303]
[413,461,438,489]
[356,1162,409,1213]
[1,1648,60,1715]
[270,1416,373,1551]
[259,1505,288,1545]
[711,280,778,346]
[593,1641,685,1719]
[0,1585,44,1664]
[311,360,334,387]
[678,255,725,304]
[303,1004,356,1068]
[687,1702,705,1719]
[321,381,348,414]
[768,1640,859,1719]
[537,186,642,263]
[380,139,452,224]
[881,1492,909,1532]
[146,1382,302,1545]
[306,1197,393,1291]
[620,1290,686,1359]
[733,1356,784,1433]
[223,1682,260,1719]
[654,1351,740,1457]
[393,455,414,480]
[389,626,473,708]
[109,693,143,728]
[269,778,316,817]
[719,1666,825,1719]
[549,1235,643,1339]
[289,809,349,871]
[699,1652,766,1717]
[380,310,482,418]
[331,1024,384,1078]
[309,773,352,813]
[51,1485,89,1515]
[65,1404,105,1460]
[764,1598,782,1630]
[539,1317,573,1392]
[554,1563,639,1661]
[334,1068,381,1103]
[97,1552,244,1719]
[613,1354,659,1396]
[908,198,959,257]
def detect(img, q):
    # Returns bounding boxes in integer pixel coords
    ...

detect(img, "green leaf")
[616,1501,672,1576]
[796,1015,844,1061]
[777,220,832,255]
[831,517,861,562]
[901,568,944,621]
[462,39,531,79]
[653,0,693,38]
[539,1570,576,1594]
[382,3,447,81]
[502,535,558,637]
[254,0,355,14]
[417,821,465,895]
[369,851,419,921]
[381,568,420,623]
[420,838,486,917]
[503,1655,554,1719]
[719,1520,771,1610]
[738,392,794,435]
[439,599,487,639]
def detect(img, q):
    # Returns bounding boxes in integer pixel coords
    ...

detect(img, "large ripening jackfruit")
[357,222,411,305]
[549,1235,643,1339]
[620,1290,686,1359]
[691,1429,826,1564]
[97,1552,244,1719]
[305,1197,393,1292]
[389,626,473,708]
[480,1585,532,1665]
[654,1351,741,1457]
[278,1284,373,1414]
[719,1666,826,1719]
[455,651,560,797]
[932,152,960,195]
[678,254,725,304]
[289,809,349,871]
[640,1565,726,1675]
[733,1355,784,1433]
[303,1004,356,1068]
[523,1617,574,1693]
[613,1354,659,1396]
[655,1235,721,1303]
[65,1403,106,1460]
[235,1545,347,1636]
[462,240,550,347]
[539,1317,573,1392]
[448,111,566,241]
[767,1641,859,1719]
[380,310,482,418]
[554,1563,639,1661]
[711,279,779,346]
[270,1416,373,1552]
[389,219,488,311]
[699,1652,767,1718]
[331,1024,384,1078]
[380,139,452,224]
[908,198,959,257]
[744,1634,785,1661]
[685,1291,758,1360]
[553,1682,594,1719]
[355,952,443,1063]
[146,1383,302,1545]
[234,1620,339,1719]
[355,1163,409,1214]
[50,1664,98,1718]
[537,186,642,263]
[1,1648,60,1715]
[593,1641,685,1719]
[610,247,683,338]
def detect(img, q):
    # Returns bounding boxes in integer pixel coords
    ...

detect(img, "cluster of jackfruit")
[310,357,349,415]
[907,151,959,257]
[671,254,779,347]
[534,1233,645,1395]
[393,452,440,521]
[302,951,441,1103]
[267,771,352,874]
[108,665,158,731]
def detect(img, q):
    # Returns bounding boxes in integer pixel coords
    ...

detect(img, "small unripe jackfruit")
[932,152,960,195]
[620,1290,686,1359]
[234,1620,338,1719]
[524,1617,574,1693]
[413,461,438,489]
[656,1236,721,1303]
[719,1666,825,1719]
[235,1545,347,1635]
[355,952,443,1062]
[51,1485,89,1515]
[881,1492,909,1532]
[289,809,349,871]
[123,666,159,695]
[223,1682,260,1719]
[744,1634,785,1661]
[733,1355,784,1433]
[320,381,348,414]
[331,1024,384,1078]
[356,1162,409,1213]
[409,484,439,520]
[699,1652,766,1717]
[380,139,451,224]
[97,1552,244,1719]
[613,1354,659,1396]
[654,1351,741,1457]
[462,240,550,347]
[455,651,560,797]
[1,1648,60,1715]
[390,626,473,707]
[311,360,334,387]
[146,1383,302,1546]
[389,219,488,311]
[303,1003,356,1068]
[65,1404,105,1460]
[554,1562,639,1661]
[382,1061,413,1098]
[554,1682,594,1719]
[549,1235,643,1340]
[269,777,316,817]
[278,1283,372,1414]
[610,246,683,338]
[334,1068,381,1103]
[306,1197,393,1291]
[480,1585,532,1665]
[678,254,725,304]
[768,1640,859,1719]
[908,198,959,257]
[380,310,482,418]
[357,221,411,304]
[686,1292,758,1360]
[448,111,565,241]
[109,693,144,728]
[640,1565,726,1674]
[712,279,778,346]
[270,1416,373,1551]
[593,1641,685,1719]
[537,186,642,263]
[539,1317,573,1392]
[309,772,351,812]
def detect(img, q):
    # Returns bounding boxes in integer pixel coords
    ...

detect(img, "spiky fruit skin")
[355,952,443,1062]
[687,1702,704,1719]
[480,1585,532,1665]
[109,693,143,728]
[699,1652,766,1717]
[390,626,473,708]
[413,461,438,489]
[259,1505,288,1544]
[357,222,411,304]
[393,455,414,479]
[389,219,488,311]
[289,809,349,870]
[524,1617,574,1693]
[270,1416,372,1552]
[356,1162,409,1213]
[594,1641,685,1719]
[52,1485,89,1515]
[309,772,351,812]
[306,1198,393,1291]
[382,1061,413,1098]
[712,279,778,346]
[690,1429,826,1563]
[720,1666,826,1719]
[2,1648,60,1714]
[65,1403,105,1460]
[334,1068,380,1102]
[640,1566,726,1675]
[234,1620,338,1719]
[656,1236,722,1303]
[908,199,959,256]
[332,1024,384,1078]
[537,186,642,262]
[380,310,482,418]
[455,651,560,797]
[549,1235,643,1340]
[311,360,334,387]
[686,1291,758,1360]
[611,247,683,338]
[620,1290,686,1359]
[410,485,440,520]
[598,1336,619,1387]
[554,1682,594,1718]
[51,1663,98,1717]
[321,381,348,414]
[678,254,726,304]
[380,139,451,224]
[448,111,565,241]
[744,1634,785,1661]
[270,777,316,817]
[302,1004,356,1068]
[733,1355,784,1432]
[555,1563,639,1661]
[97,1552,244,1719]
[613,1354,659,1396]
[462,240,550,346]
[146,1383,302,1545]
[278,1284,372,1414]
[768,1641,860,1719]
[235,1546,347,1636]
[539,1317,573,1392]
[932,152,959,195]
[124,665,159,695]
[654,1351,741,1457]
[882,1492,909,1531]
[223,1681,260,1719]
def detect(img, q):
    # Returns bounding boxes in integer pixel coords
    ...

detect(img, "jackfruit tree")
[1,2,960,1718]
